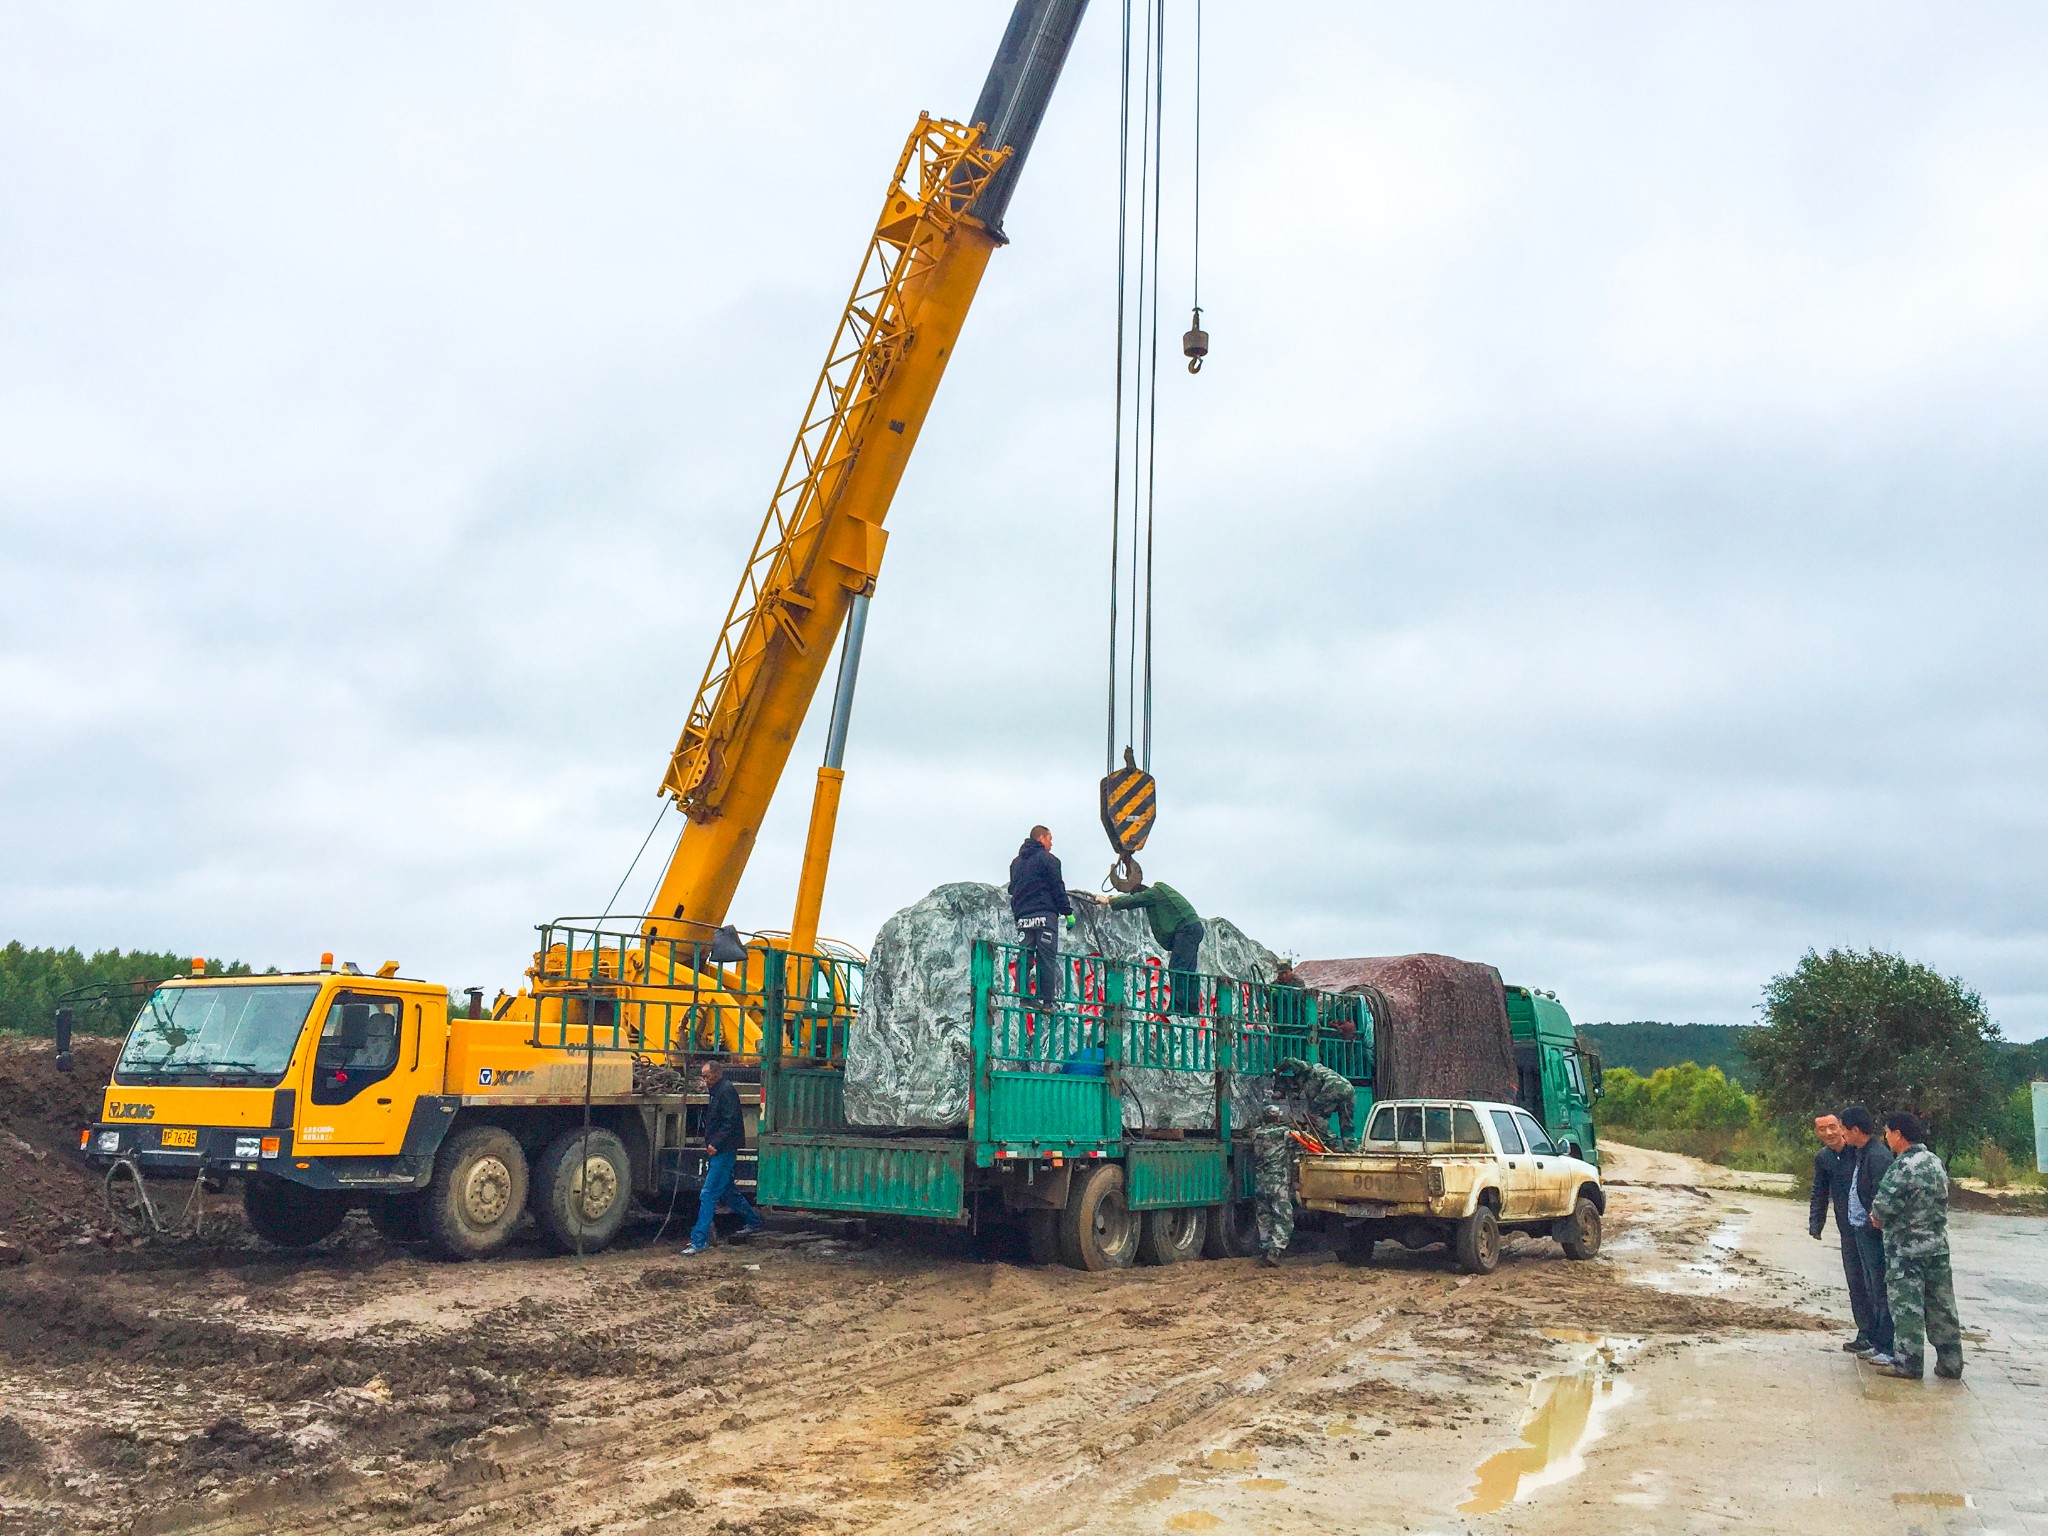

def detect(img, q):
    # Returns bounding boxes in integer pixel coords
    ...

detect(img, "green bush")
[1594,1063,1808,1176]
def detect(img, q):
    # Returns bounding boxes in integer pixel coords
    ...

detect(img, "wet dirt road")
[0,1144,2036,1536]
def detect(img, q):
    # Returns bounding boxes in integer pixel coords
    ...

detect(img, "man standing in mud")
[1251,1103,1297,1267]
[682,1059,764,1256]
[1868,1110,1964,1381]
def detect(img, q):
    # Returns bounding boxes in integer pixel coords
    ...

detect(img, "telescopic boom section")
[644,0,1089,944]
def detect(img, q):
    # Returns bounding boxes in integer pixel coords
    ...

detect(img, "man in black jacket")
[1839,1105,1897,1363]
[1008,825,1072,1008]
[1808,1112,1879,1353]
[684,1058,763,1255]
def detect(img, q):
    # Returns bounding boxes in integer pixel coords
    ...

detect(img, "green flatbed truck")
[1503,984,1603,1166]
[752,939,1373,1270]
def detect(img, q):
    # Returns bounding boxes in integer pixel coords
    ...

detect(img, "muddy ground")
[0,1116,1828,1536]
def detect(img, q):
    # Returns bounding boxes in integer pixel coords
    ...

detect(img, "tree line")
[0,942,255,1036]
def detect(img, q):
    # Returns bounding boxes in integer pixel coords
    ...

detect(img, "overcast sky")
[3,3,2044,1039]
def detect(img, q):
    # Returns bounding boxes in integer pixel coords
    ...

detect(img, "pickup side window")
[1365,1106,1399,1145]
[1514,1110,1557,1156]
[311,992,403,1105]
[1396,1105,1424,1144]
[1423,1105,1453,1147]
[1489,1109,1524,1154]
[1452,1106,1486,1148]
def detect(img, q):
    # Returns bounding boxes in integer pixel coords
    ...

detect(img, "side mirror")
[53,1007,74,1075]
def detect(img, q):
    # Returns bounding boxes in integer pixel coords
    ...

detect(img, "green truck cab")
[1503,984,1602,1167]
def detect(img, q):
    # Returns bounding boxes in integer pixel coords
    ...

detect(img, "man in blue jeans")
[684,1058,762,1255]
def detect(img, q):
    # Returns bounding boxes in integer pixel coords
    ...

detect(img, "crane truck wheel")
[368,1193,428,1243]
[425,1124,530,1260]
[1058,1163,1137,1271]
[533,1127,632,1255]
[1454,1203,1501,1275]
[1137,1205,1207,1265]
[242,1176,348,1249]
[1201,1200,1259,1260]
[1554,1195,1602,1260]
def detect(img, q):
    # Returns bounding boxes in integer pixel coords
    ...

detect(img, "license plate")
[160,1127,199,1149]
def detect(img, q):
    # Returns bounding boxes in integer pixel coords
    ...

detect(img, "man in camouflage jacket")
[1274,1058,1358,1149]
[1868,1109,1964,1381]
[1251,1104,1298,1266]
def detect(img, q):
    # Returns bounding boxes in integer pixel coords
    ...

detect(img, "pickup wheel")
[1454,1204,1501,1275]
[1554,1195,1602,1260]
[1342,1221,1381,1265]
[534,1127,632,1255]
[243,1176,348,1249]
[426,1124,529,1260]
[1137,1206,1208,1265]
[1202,1199,1260,1260]
[1059,1163,1137,1271]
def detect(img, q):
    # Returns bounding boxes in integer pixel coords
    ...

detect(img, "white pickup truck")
[1294,1098,1605,1274]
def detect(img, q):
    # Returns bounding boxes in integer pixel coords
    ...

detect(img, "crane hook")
[1182,307,1208,375]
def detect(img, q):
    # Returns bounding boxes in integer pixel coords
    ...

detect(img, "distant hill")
[1578,1021,1756,1086]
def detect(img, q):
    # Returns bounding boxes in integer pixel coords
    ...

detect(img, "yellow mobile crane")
[83,1,1092,1259]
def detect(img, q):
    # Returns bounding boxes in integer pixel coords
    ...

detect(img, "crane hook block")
[1182,307,1208,374]
[1099,746,1157,875]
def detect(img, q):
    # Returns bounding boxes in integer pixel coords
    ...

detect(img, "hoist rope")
[1106,0,1132,775]
[1140,0,1165,771]
[1192,0,1202,316]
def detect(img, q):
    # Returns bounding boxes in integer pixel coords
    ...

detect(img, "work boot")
[1878,1357,1923,1380]
[1842,1337,1872,1353]
[1259,1251,1281,1268]
[1934,1362,1964,1381]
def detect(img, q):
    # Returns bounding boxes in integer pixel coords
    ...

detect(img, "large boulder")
[842,882,1282,1131]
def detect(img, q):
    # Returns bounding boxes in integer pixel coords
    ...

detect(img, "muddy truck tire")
[534,1127,632,1255]
[1136,1205,1207,1265]
[1202,1199,1259,1260]
[243,1176,348,1249]
[1022,1207,1061,1266]
[1058,1162,1137,1271]
[1454,1203,1501,1275]
[1554,1195,1602,1260]
[1341,1221,1382,1265]
[368,1193,428,1243]
[426,1124,530,1260]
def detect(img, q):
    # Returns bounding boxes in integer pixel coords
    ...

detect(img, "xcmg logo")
[477,1068,536,1087]
[107,1101,157,1120]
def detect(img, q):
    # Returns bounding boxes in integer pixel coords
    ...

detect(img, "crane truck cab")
[1502,984,1602,1167]
[80,963,735,1258]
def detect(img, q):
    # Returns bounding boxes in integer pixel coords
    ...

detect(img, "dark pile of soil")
[1296,953,1518,1102]
[0,1036,121,1257]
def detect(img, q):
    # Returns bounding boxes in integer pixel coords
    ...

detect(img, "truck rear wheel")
[1023,1208,1062,1266]
[426,1124,529,1260]
[1454,1204,1501,1275]
[242,1176,348,1249]
[1554,1195,1601,1260]
[1137,1205,1207,1265]
[534,1127,632,1255]
[1202,1200,1259,1259]
[1059,1163,1137,1271]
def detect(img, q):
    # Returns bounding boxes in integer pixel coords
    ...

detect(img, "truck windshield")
[114,984,320,1084]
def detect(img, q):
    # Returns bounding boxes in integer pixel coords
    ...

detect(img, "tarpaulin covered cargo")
[843,882,1282,1131]
[1293,953,1517,1103]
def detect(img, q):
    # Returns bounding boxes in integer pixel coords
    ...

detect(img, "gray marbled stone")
[843,881,1284,1132]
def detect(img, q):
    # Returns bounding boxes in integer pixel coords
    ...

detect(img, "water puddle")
[1130,1474,1182,1503]
[1200,1449,1259,1472]
[1165,1514,1222,1532]
[1459,1338,1637,1514]
[1642,1219,1745,1293]
[1239,1477,1287,1491]
[1894,1493,1972,1509]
